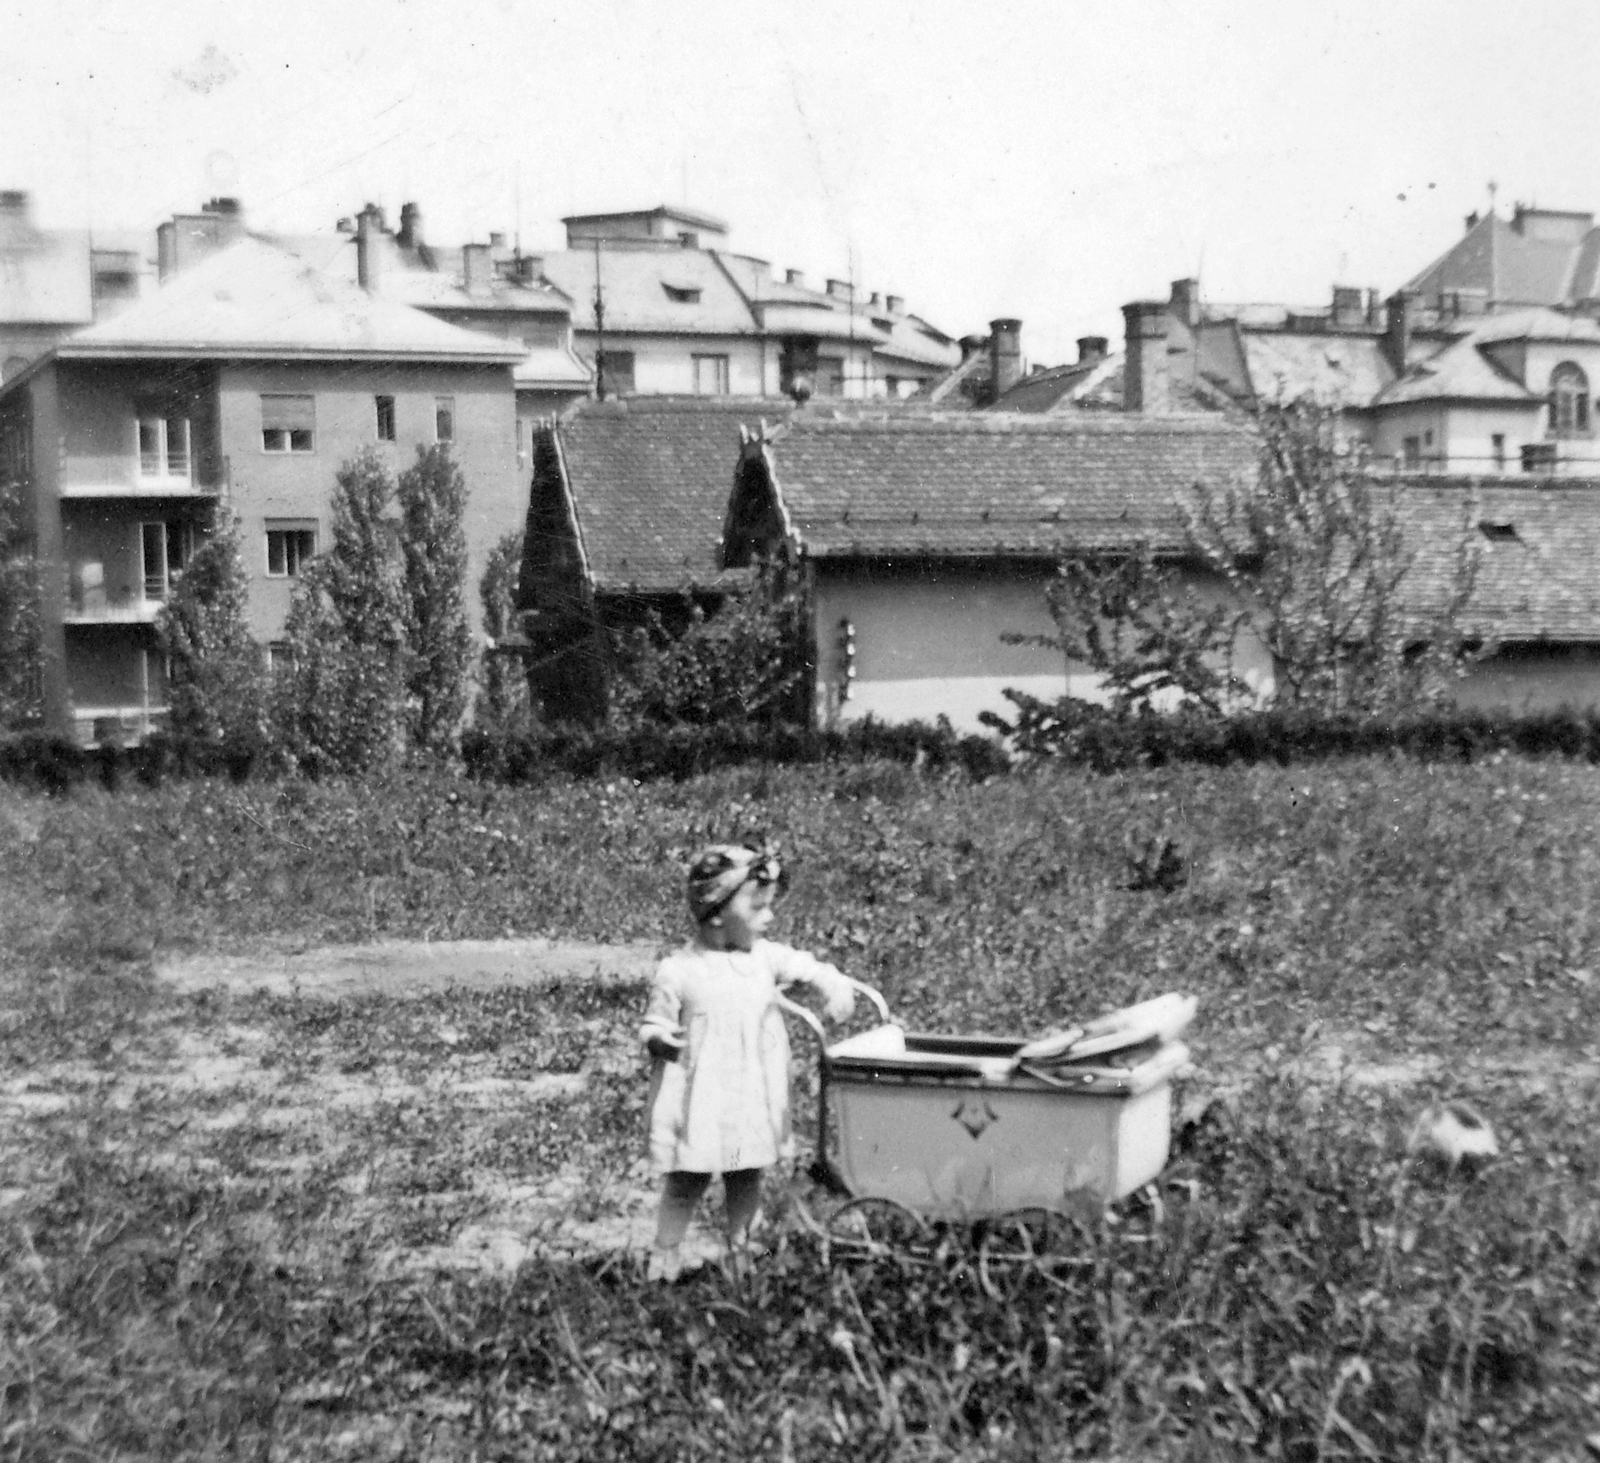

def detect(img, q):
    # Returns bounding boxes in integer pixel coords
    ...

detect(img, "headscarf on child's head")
[687,841,783,924]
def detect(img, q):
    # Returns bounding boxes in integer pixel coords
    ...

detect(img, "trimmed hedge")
[981,690,1600,773]
[11,700,1600,793]
[0,718,1011,793]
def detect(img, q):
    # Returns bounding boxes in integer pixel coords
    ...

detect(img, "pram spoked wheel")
[975,1208,1094,1296]
[824,1196,931,1256]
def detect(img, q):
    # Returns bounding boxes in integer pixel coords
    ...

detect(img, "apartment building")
[0,235,523,744]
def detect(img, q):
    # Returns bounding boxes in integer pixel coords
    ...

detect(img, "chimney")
[463,242,493,294]
[1331,285,1364,328]
[1077,335,1108,365]
[488,231,506,249]
[1465,210,1480,231]
[989,318,1023,399]
[1169,278,1200,327]
[958,334,987,362]
[886,293,904,315]
[1383,289,1417,371]
[397,201,422,249]
[785,268,805,286]
[0,189,30,223]
[826,278,852,300]
[157,221,177,282]
[512,254,543,283]
[203,196,241,218]
[356,205,383,294]
[1122,300,1171,413]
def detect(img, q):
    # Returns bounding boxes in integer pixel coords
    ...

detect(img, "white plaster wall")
[810,562,1275,733]
[574,334,769,397]
[1452,647,1600,712]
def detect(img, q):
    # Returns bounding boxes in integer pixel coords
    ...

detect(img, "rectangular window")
[1521,442,1557,473]
[692,354,730,396]
[819,357,846,397]
[1492,433,1506,472]
[266,525,316,577]
[137,414,191,480]
[1402,435,1421,468]
[140,520,192,601]
[261,394,315,453]
[434,396,455,443]
[597,351,635,396]
[375,395,396,442]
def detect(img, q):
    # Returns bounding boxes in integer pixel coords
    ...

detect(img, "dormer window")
[662,284,702,304]
[1549,361,1590,436]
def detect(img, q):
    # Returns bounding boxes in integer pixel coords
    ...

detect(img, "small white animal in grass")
[1408,1101,1499,1168]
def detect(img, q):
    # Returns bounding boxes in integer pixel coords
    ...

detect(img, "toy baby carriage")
[778,982,1195,1232]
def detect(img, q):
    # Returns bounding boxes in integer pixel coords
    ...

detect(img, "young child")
[640,841,855,1280]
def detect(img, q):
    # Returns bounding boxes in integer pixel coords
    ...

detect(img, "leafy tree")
[474,529,535,735]
[154,510,267,749]
[1183,397,1482,713]
[1010,543,1247,717]
[272,449,408,772]
[0,472,42,728]
[1014,398,1482,722]
[608,567,807,729]
[397,443,473,752]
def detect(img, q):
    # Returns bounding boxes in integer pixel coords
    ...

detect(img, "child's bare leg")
[723,1167,763,1244]
[654,1170,713,1260]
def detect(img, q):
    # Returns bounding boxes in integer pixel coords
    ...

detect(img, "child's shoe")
[646,1247,683,1283]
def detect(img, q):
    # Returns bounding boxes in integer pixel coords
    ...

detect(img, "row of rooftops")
[0,191,957,385]
[525,394,1600,645]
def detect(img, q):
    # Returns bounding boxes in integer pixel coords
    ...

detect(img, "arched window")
[1550,361,1590,436]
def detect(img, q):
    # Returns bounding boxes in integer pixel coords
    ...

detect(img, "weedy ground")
[3,754,1600,1460]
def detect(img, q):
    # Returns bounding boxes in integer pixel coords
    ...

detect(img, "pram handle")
[775,976,893,1043]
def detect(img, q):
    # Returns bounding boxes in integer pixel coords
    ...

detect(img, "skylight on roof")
[1478,521,1519,542]
[662,284,702,304]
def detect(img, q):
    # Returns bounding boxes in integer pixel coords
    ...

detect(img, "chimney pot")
[786,268,805,286]
[1331,285,1364,327]
[1077,335,1108,364]
[886,293,905,315]
[397,201,422,249]
[356,208,382,293]
[989,317,1024,400]
[463,242,492,294]
[1170,278,1200,327]
[1122,300,1171,413]
[1466,210,1480,231]
[0,189,30,217]
[826,278,852,300]
[489,231,505,249]
[203,196,241,216]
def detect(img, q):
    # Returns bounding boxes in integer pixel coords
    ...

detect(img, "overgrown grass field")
[3,755,1599,1459]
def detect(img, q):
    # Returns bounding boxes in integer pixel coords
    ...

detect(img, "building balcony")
[58,475,220,500]
[70,705,168,748]
[62,581,172,625]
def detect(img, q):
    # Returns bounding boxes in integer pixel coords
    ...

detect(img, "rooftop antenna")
[515,168,523,258]
[592,236,607,401]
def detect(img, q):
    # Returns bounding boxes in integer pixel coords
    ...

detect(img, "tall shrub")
[474,529,535,735]
[1184,397,1482,713]
[273,449,408,772]
[608,566,807,729]
[154,510,267,749]
[398,443,473,752]
[0,471,42,728]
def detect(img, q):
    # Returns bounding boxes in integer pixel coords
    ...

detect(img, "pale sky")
[5,0,1600,364]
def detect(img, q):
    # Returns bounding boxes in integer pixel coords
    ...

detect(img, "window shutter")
[261,395,315,430]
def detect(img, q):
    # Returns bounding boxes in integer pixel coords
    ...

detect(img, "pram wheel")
[825,1196,930,1255]
[976,1208,1094,1297]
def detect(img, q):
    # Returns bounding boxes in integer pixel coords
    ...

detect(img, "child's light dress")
[640,940,854,1174]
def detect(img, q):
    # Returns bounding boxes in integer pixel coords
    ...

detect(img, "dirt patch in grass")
[157,935,660,1000]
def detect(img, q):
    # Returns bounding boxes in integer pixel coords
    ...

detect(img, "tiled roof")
[513,343,593,390]
[56,237,526,362]
[557,395,794,590]
[1398,481,1600,641]
[1371,309,1600,408]
[541,247,761,335]
[1241,332,1396,407]
[763,413,1257,558]
[1404,211,1600,308]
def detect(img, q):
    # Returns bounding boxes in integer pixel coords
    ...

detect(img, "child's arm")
[639,961,686,1061]
[772,947,856,1023]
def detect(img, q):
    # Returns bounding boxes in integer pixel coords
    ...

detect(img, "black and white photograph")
[3,2,1599,1457]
